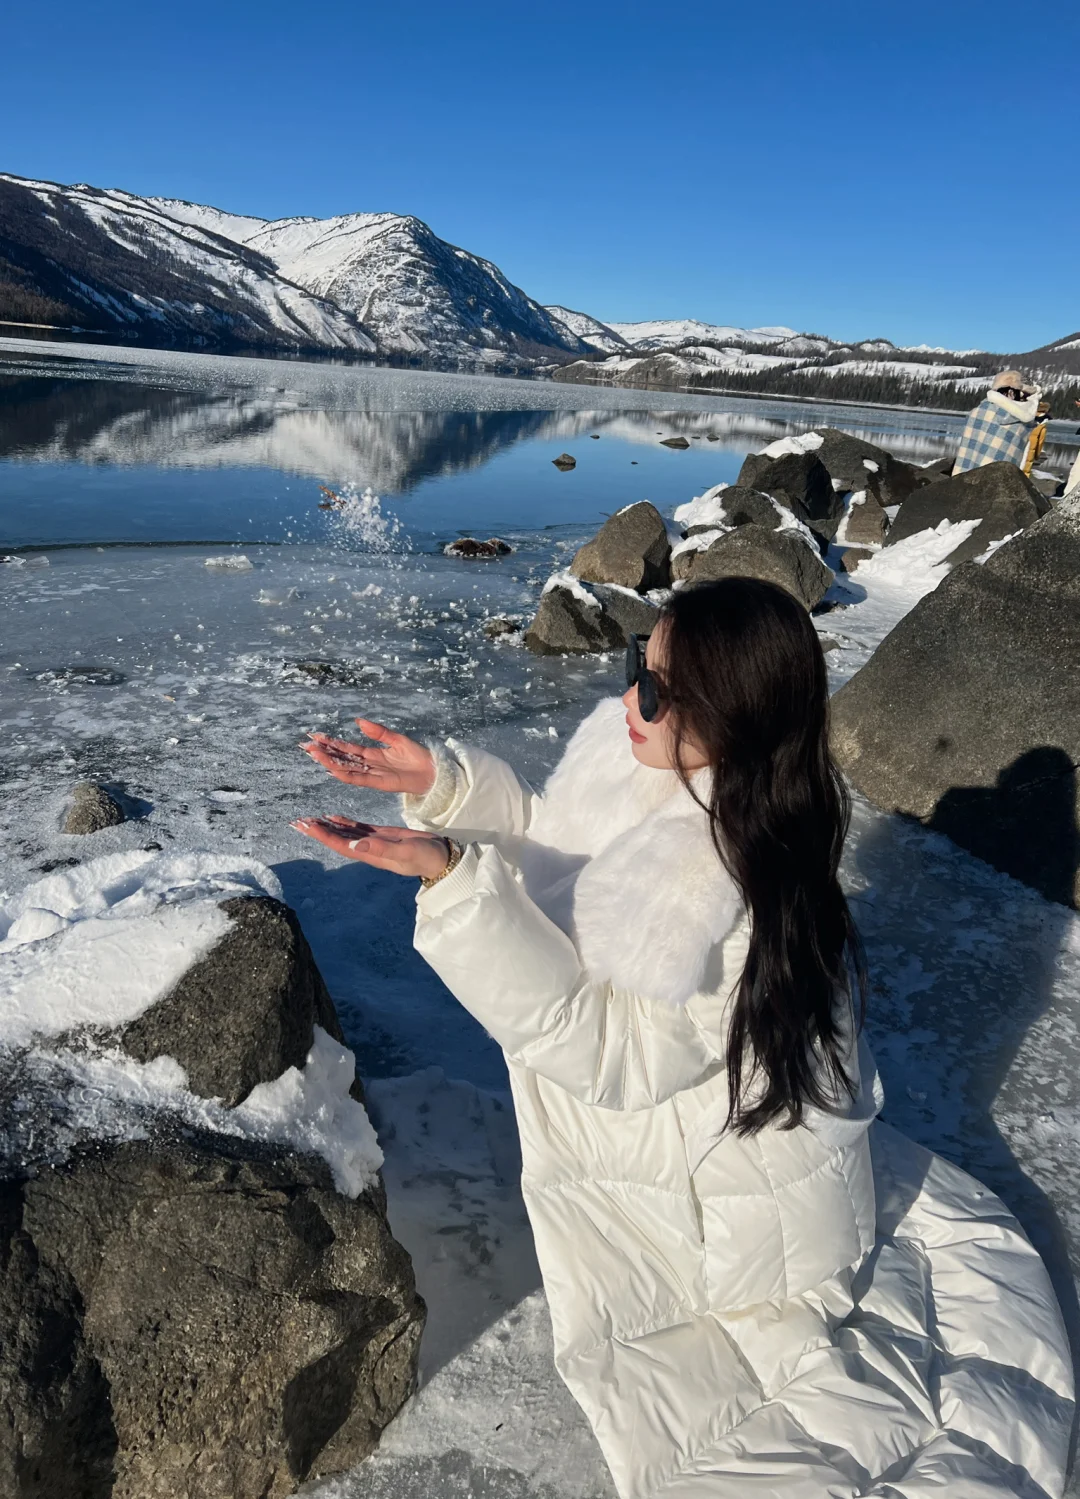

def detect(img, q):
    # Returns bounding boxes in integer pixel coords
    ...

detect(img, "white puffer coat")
[405,698,1074,1497]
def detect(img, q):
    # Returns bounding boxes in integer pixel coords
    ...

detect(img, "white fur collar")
[987,387,1039,424]
[519,698,743,1006]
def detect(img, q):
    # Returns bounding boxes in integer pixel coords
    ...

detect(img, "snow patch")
[759,430,824,458]
[542,570,600,609]
[0,852,281,1047]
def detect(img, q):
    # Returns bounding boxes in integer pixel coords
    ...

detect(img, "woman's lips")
[626,718,647,744]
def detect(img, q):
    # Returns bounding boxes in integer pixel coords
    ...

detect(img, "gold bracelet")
[420,838,465,889]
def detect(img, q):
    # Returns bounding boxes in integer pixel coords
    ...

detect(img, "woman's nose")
[621,685,636,712]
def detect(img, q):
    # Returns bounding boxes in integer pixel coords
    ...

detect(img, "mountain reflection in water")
[0,371,1029,497]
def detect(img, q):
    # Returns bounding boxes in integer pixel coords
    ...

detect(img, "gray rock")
[659,436,690,449]
[570,501,671,591]
[836,547,873,574]
[679,525,833,611]
[116,897,344,1108]
[843,491,889,546]
[0,1132,424,1499]
[917,456,956,481]
[885,461,1049,564]
[811,428,923,509]
[63,781,126,835]
[831,493,1080,906]
[590,584,661,642]
[481,615,523,639]
[524,581,624,656]
[443,538,512,558]
[552,453,576,470]
[695,485,811,535]
[734,450,839,543]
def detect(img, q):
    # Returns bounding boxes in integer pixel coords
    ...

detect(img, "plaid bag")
[953,395,1036,474]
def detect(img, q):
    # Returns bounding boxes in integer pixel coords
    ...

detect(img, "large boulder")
[524,577,624,655]
[700,485,811,535]
[811,428,924,509]
[0,1131,423,1499]
[678,525,833,611]
[524,575,659,654]
[590,583,662,641]
[735,449,839,543]
[885,461,1049,565]
[116,896,346,1107]
[570,501,671,591]
[0,880,426,1498]
[831,493,1080,906]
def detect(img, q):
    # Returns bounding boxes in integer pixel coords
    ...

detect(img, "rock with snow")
[831,493,1080,906]
[570,502,671,591]
[702,484,812,535]
[443,538,512,559]
[524,575,623,656]
[63,780,126,835]
[481,615,522,639]
[590,584,661,642]
[114,896,344,1108]
[885,461,1049,565]
[735,449,838,544]
[842,490,889,547]
[811,428,924,510]
[0,854,425,1497]
[677,525,833,610]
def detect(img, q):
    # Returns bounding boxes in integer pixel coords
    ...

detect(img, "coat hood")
[520,697,743,1007]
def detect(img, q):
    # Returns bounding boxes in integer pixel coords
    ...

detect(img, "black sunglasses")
[625,633,669,723]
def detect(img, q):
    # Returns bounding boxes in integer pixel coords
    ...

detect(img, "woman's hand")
[301,719,436,796]
[292,815,451,879]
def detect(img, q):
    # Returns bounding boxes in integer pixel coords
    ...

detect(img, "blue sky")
[4,0,1077,351]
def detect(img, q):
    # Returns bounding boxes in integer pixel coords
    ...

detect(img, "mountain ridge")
[1,171,1077,397]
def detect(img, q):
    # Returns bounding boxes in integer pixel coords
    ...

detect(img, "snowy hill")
[0,174,587,369]
[605,319,799,351]
[0,174,375,352]
[544,306,631,354]
[153,197,591,368]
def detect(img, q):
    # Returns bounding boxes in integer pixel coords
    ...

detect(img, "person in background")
[953,369,1042,475]
[1022,399,1051,475]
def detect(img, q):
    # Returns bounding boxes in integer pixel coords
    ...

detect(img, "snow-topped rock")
[544,305,631,354]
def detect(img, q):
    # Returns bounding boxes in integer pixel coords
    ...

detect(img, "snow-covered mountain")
[0,174,375,352]
[152,199,590,368]
[543,306,630,354]
[0,174,588,368]
[604,319,799,351]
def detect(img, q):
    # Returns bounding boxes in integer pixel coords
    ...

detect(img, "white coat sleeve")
[413,843,726,1111]
[401,739,541,842]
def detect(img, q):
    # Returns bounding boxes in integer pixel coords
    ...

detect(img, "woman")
[295,578,1073,1497]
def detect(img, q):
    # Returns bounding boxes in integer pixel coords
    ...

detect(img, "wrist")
[420,838,464,888]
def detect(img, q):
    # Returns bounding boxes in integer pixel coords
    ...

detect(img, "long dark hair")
[662,576,865,1135]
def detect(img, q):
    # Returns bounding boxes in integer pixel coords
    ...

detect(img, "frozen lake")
[2,339,1079,1497]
